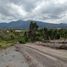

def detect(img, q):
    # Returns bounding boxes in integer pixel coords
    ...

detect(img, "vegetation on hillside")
[0,21,67,48]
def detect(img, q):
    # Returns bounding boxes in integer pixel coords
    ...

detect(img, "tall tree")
[28,21,38,42]
[43,28,49,40]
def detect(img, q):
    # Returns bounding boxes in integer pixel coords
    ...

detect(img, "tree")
[28,21,38,42]
[43,28,49,40]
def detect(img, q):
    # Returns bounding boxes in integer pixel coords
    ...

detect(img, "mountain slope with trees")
[0,20,67,29]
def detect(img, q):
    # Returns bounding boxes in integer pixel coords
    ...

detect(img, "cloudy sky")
[0,0,67,23]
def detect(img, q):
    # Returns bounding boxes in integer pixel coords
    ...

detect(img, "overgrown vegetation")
[27,21,67,42]
[0,21,67,48]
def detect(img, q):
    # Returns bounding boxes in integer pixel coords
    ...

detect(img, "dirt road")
[0,46,29,67]
[0,43,67,67]
[21,43,67,67]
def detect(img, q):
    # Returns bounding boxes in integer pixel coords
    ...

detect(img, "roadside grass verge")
[0,40,16,49]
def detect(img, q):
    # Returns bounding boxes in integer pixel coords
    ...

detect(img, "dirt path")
[0,43,67,67]
[26,43,67,60]
[0,46,29,67]
[22,45,67,67]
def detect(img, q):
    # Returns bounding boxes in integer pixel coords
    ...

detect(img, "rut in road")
[16,45,44,67]
[22,46,67,67]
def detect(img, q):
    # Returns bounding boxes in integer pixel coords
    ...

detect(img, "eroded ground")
[0,43,67,67]
[0,46,29,67]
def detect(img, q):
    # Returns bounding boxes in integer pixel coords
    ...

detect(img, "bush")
[18,36,28,44]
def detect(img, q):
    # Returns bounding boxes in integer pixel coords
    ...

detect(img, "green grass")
[0,41,16,49]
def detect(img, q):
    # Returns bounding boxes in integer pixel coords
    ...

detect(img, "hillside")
[0,20,67,29]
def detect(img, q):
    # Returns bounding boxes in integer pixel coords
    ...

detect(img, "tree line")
[24,21,67,42]
[0,21,67,44]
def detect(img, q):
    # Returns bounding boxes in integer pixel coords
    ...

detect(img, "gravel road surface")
[0,46,29,67]
[0,43,67,67]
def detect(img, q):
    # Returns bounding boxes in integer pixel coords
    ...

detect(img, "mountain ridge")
[0,20,67,29]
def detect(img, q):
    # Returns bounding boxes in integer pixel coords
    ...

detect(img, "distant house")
[15,30,22,32]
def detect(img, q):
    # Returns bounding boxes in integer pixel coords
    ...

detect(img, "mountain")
[0,20,29,29]
[0,20,67,29]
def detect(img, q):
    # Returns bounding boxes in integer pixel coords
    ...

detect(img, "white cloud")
[8,3,27,17]
[0,0,67,23]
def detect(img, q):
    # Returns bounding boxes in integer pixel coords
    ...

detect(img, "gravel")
[0,46,29,67]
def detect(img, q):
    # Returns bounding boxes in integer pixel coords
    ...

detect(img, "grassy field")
[0,41,16,49]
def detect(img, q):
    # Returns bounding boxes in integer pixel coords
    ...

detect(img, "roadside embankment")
[35,40,67,49]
